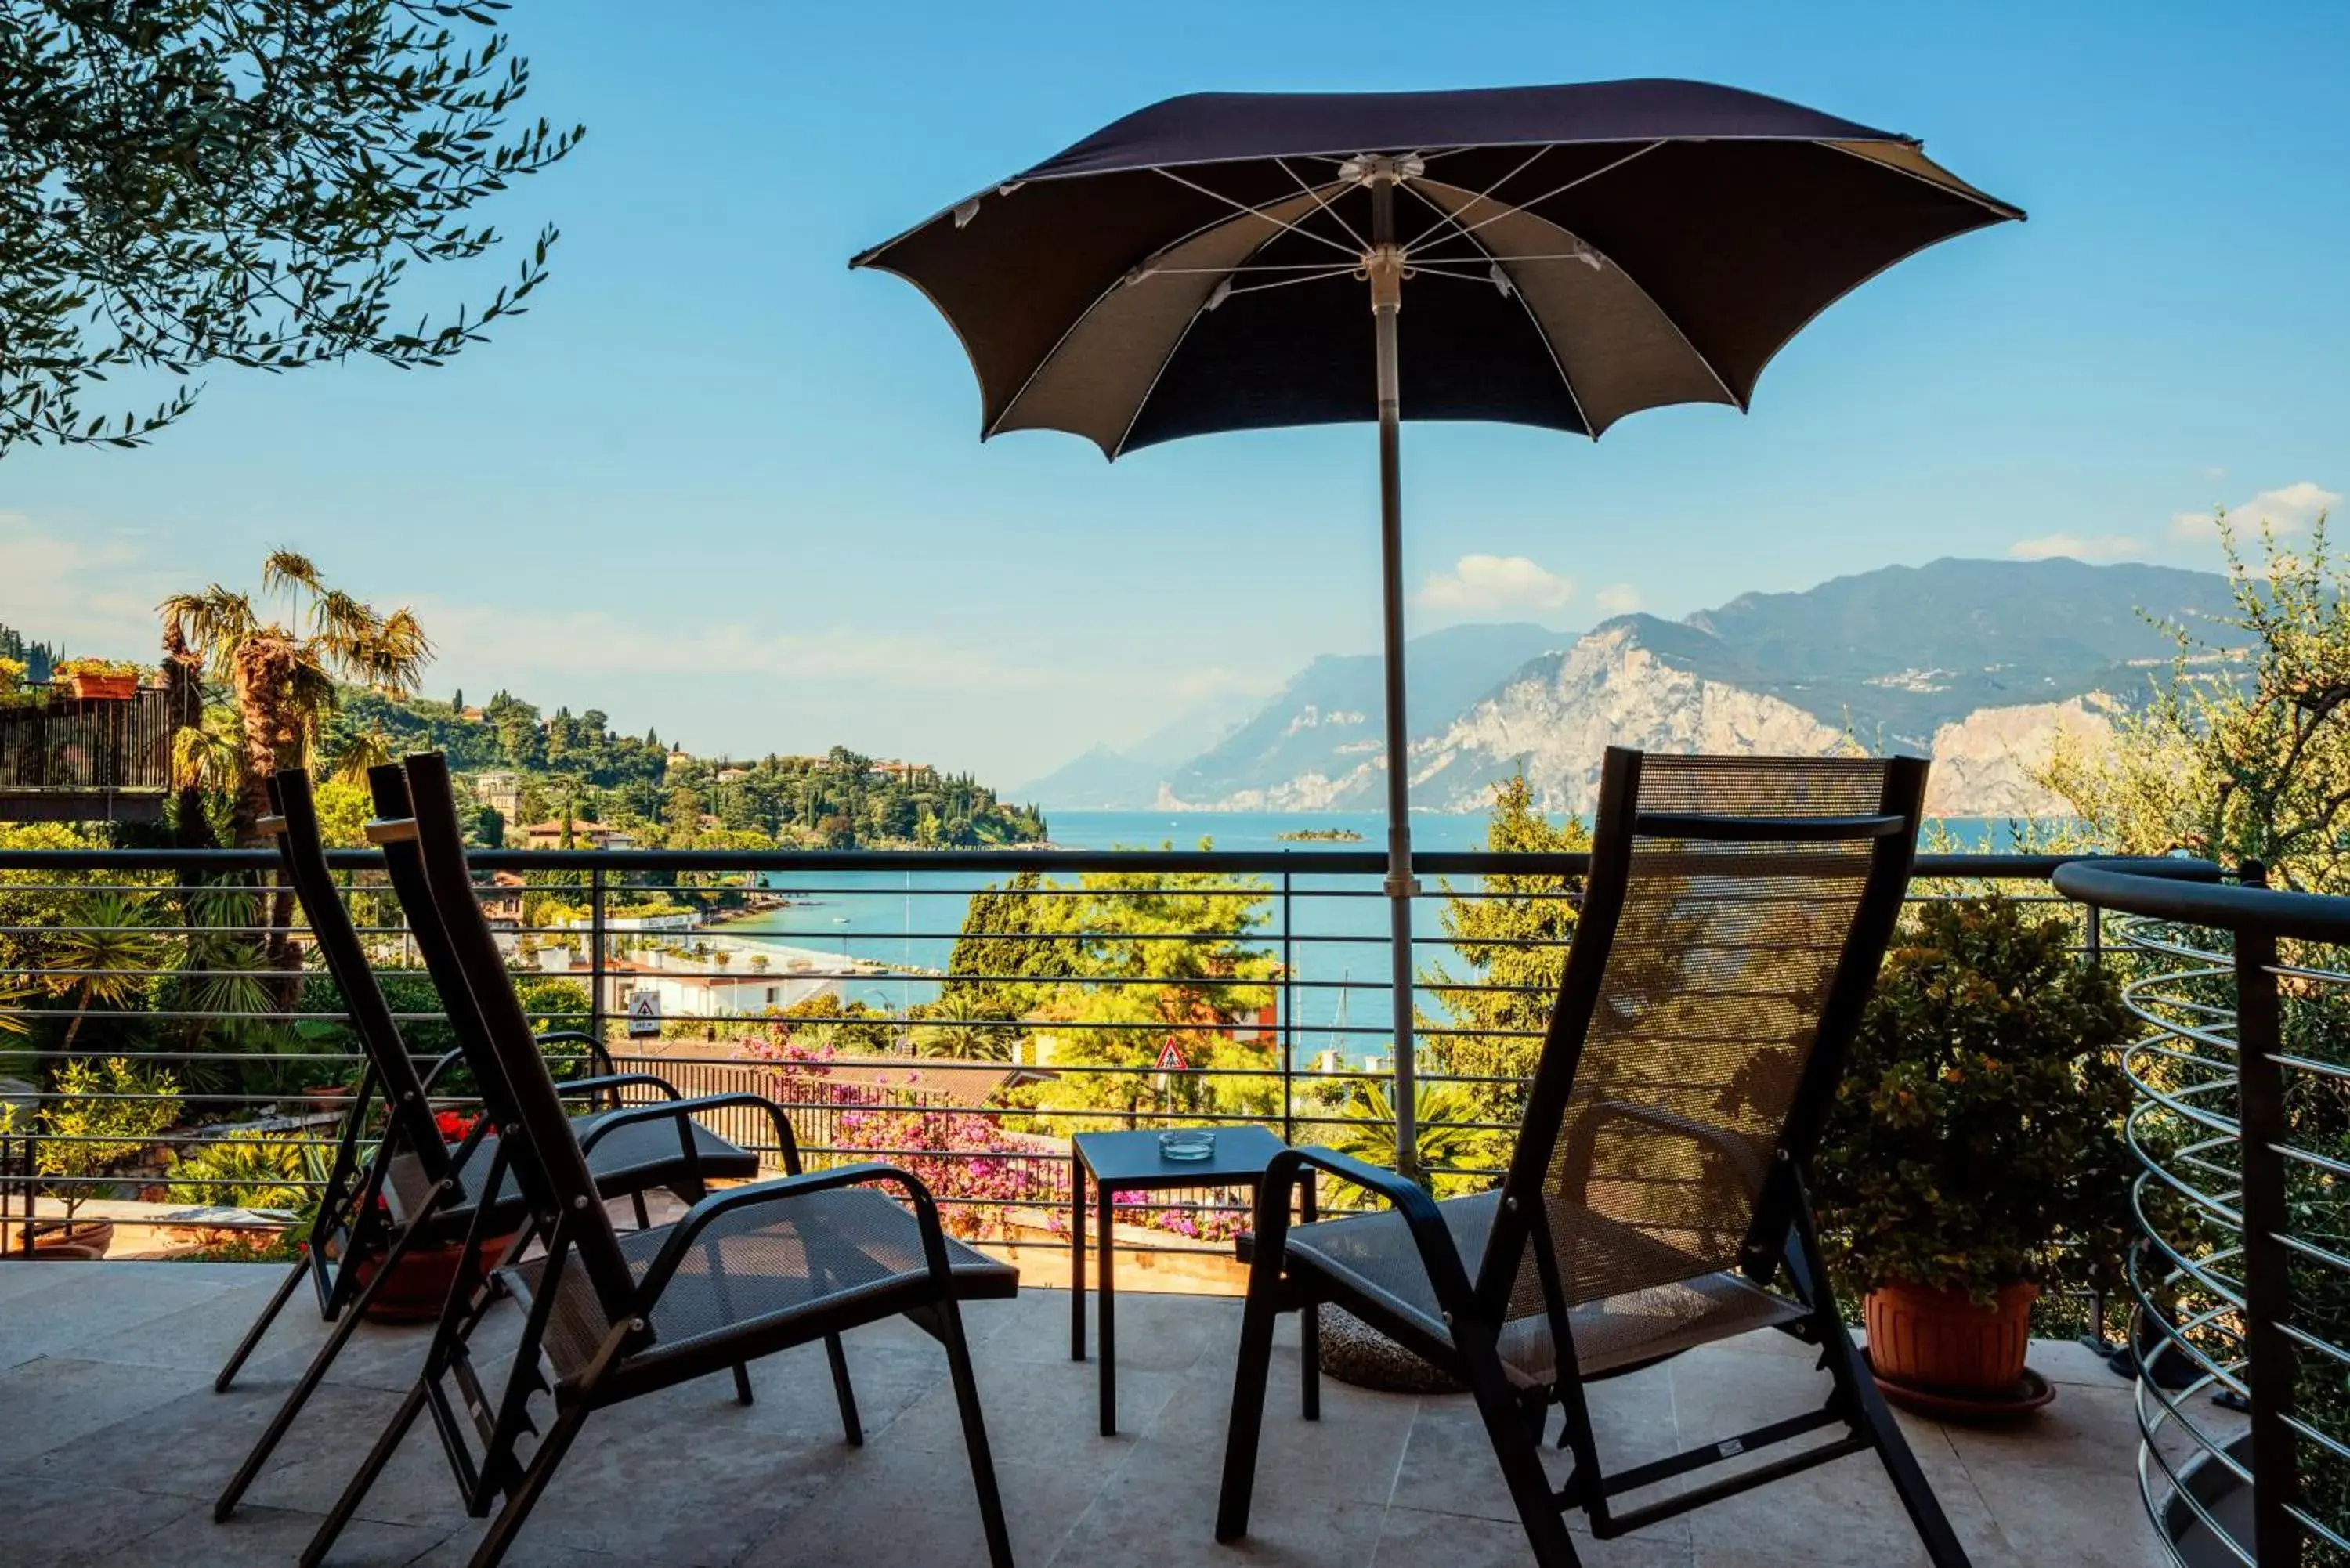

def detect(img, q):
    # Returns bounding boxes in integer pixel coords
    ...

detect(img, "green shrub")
[164,1133,321,1213]
[36,1057,179,1223]
[1814,897,2134,1302]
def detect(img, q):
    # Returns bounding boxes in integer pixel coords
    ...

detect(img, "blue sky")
[2,1,2345,786]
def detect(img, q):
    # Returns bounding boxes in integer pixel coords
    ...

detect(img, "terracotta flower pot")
[24,1219,115,1259]
[67,673,139,701]
[354,1230,517,1322]
[1865,1279,2038,1392]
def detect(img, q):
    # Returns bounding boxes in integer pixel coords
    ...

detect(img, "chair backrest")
[1481,746,1927,1321]
[379,753,640,1324]
[267,768,451,1182]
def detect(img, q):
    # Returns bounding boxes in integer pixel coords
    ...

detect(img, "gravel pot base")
[1317,1305,1465,1394]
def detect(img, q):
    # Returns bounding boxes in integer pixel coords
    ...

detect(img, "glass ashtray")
[1158,1129,1217,1162]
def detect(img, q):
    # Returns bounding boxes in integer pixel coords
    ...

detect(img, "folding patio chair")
[213,767,765,1519]
[1217,746,1969,1566]
[294,753,1017,1568]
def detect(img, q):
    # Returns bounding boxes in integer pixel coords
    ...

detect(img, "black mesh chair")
[213,767,765,1520]
[1217,746,1969,1566]
[294,754,1018,1568]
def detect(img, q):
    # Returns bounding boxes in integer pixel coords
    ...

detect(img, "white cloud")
[2171,481,2342,540]
[0,511,163,654]
[2009,533,2143,562]
[1413,554,1575,615]
[417,598,1115,699]
[1594,583,1643,614]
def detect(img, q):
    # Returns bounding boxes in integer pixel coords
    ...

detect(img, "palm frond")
[262,551,325,602]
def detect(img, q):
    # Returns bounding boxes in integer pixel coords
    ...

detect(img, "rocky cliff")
[1034,558,2230,818]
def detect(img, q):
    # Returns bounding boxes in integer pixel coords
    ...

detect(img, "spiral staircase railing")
[2055,857,2350,1566]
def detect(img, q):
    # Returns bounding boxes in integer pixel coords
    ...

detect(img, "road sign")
[627,989,661,1039]
[1155,1039,1188,1072]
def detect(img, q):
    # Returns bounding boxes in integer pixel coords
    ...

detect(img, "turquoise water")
[724,810,2018,1050]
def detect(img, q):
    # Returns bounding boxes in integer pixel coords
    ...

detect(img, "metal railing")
[2053,858,2350,1566]
[0,844,2089,1270]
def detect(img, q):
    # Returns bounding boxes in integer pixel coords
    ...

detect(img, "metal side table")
[1070,1125,1316,1435]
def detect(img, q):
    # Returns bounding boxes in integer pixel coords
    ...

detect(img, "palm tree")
[159,550,431,848]
[1329,1079,1484,1187]
[47,894,164,1055]
[161,553,430,995]
[911,985,1017,1061]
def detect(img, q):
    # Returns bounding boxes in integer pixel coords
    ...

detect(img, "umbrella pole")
[1368,171,1419,1182]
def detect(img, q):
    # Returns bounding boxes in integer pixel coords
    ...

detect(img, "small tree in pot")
[1814,896,2133,1407]
[31,1057,181,1256]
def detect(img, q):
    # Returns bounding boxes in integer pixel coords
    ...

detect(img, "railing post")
[2232,858,2301,1566]
[589,863,608,1049]
[1280,865,1295,1147]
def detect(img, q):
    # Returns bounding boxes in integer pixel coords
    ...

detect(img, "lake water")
[725,810,2020,1055]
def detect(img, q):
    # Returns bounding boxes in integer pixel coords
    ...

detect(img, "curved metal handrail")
[2055,855,2350,1566]
[2054,855,2350,942]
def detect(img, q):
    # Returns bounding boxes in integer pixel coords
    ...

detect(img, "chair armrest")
[555,1072,684,1105]
[574,1090,804,1176]
[536,1029,619,1081]
[631,1162,955,1314]
[418,1046,469,1093]
[1254,1146,1475,1322]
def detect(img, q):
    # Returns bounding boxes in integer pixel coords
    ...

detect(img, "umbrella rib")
[1144,262,1367,274]
[1220,267,1360,298]
[1151,166,1363,260]
[989,186,1348,444]
[1274,157,1372,251]
[1816,139,2027,221]
[1401,158,1743,415]
[1408,251,1610,266]
[1404,140,1665,255]
[1401,143,1551,254]
[1392,182,1595,439]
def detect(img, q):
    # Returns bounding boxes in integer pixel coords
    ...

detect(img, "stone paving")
[0,1260,2169,1566]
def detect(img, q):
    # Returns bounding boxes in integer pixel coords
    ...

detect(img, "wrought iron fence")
[0,684,186,812]
[0,843,2087,1271]
[2054,857,2350,1566]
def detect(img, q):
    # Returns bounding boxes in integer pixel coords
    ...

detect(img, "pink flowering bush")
[834,1100,1061,1241]
[736,1033,1249,1247]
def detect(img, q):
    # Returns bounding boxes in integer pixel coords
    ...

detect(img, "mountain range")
[1021,558,2240,818]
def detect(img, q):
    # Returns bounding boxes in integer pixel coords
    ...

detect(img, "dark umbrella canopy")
[854,79,2019,1172]
[851,78,2021,455]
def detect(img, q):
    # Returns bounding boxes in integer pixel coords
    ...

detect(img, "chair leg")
[824,1332,864,1445]
[1784,1188,1971,1568]
[732,1362,755,1406]
[1213,1265,1284,1542]
[1459,1328,1582,1568]
[215,1220,435,1520]
[215,1254,310,1393]
[937,1295,1014,1568]
[298,1375,431,1568]
[465,1396,595,1568]
[1828,1322,1972,1567]
[631,1189,653,1230]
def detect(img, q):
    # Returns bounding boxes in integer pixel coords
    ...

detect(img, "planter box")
[66,674,141,701]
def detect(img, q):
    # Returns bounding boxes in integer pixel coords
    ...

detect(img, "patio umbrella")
[851,78,2021,1174]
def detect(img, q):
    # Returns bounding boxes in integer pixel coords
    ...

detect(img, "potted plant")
[29,1057,181,1258]
[53,656,146,702]
[349,1107,514,1320]
[1813,896,2133,1411]
[0,656,35,708]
